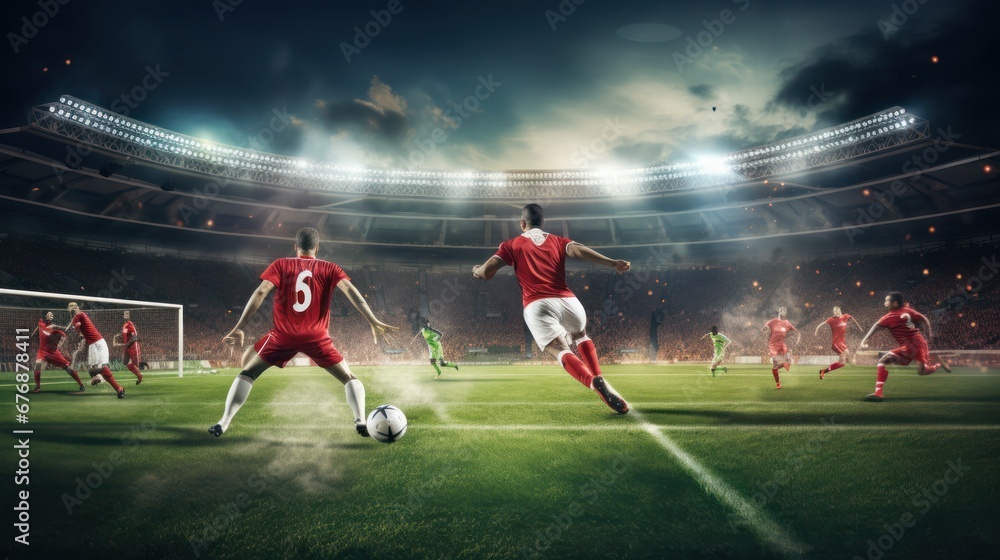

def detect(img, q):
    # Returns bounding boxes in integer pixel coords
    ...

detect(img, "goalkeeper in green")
[419,317,459,377]
[701,325,731,377]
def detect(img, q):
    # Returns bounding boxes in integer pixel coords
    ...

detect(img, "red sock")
[875,364,889,396]
[576,337,601,377]
[33,370,41,387]
[127,363,141,378]
[826,362,844,374]
[559,351,594,388]
[67,369,83,385]
[771,368,780,384]
[102,366,123,392]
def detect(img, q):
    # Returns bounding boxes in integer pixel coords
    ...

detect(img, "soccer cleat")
[117,387,125,399]
[940,360,952,373]
[775,383,782,390]
[355,421,370,438]
[711,369,716,378]
[864,393,884,402]
[721,367,727,373]
[208,424,224,437]
[32,386,41,393]
[136,373,143,385]
[819,369,826,380]
[592,376,629,414]
[78,384,86,392]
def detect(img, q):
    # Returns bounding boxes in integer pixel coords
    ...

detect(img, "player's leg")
[210,352,271,437]
[440,357,459,370]
[429,357,442,377]
[50,352,83,390]
[562,300,628,414]
[91,340,124,397]
[866,352,901,401]
[126,350,143,384]
[821,348,847,379]
[32,358,43,392]
[322,360,369,437]
[770,355,782,389]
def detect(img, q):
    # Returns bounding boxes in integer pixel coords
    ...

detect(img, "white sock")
[218,375,254,433]
[345,378,366,423]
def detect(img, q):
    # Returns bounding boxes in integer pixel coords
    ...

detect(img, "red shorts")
[769,343,789,357]
[887,338,930,366]
[125,347,141,363]
[253,330,344,368]
[36,350,70,368]
[831,341,848,355]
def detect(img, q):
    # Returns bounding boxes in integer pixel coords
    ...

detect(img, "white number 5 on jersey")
[293,270,313,312]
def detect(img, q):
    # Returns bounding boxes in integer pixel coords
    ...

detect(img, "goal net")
[0,289,184,376]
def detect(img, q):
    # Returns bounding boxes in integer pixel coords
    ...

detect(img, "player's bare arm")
[337,279,398,344]
[851,316,864,331]
[566,242,630,274]
[224,279,275,347]
[814,322,828,337]
[473,256,507,280]
[858,323,884,348]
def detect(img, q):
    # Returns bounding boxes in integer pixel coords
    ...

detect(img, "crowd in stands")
[2,236,999,367]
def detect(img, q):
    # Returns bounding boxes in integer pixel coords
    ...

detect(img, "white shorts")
[523,297,587,349]
[770,353,792,368]
[87,339,110,369]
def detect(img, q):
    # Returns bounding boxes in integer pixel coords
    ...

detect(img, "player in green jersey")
[701,325,731,377]
[418,317,459,377]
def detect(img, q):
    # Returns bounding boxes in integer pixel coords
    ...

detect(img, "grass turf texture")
[2,364,999,560]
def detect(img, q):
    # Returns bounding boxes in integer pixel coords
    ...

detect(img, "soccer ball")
[366,405,407,443]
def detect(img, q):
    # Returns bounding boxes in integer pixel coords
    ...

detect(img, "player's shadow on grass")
[430,377,520,382]
[36,426,374,449]
[636,408,996,425]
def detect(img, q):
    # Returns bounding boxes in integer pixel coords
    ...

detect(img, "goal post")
[0,288,185,377]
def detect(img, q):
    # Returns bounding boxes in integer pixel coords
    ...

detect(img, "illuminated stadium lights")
[29,96,930,199]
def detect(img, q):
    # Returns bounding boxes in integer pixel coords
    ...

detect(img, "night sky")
[2,0,996,171]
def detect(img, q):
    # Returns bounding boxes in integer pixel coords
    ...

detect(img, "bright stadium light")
[28,95,929,198]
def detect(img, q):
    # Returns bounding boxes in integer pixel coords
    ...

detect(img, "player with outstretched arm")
[30,311,85,392]
[858,291,951,401]
[472,203,631,413]
[65,302,126,398]
[210,227,398,438]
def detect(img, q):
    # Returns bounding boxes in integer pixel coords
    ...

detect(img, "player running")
[763,307,800,389]
[113,310,143,384]
[417,317,459,377]
[30,312,85,392]
[210,227,398,438]
[701,326,731,377]
[858,291,951,402]
[66,302,126,398]
[472,203,631,414]
[814,306,862,379]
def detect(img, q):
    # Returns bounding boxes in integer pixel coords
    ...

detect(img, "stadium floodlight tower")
[0,288,185,377]
[29,95,930,199]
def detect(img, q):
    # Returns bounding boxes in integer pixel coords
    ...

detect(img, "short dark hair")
[295,227,320,251]
[711,325,718,334]
[521,204,544,228]
[887,291,904,306]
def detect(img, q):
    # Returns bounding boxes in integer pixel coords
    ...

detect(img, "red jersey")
[765,318,796,355]
[261,256,349,343]
[877,307,928,346]
[71,312,103,344]
[122,320,140,352]
[38,319,65,353]
[825,314,852,346]
[494,229,576,307]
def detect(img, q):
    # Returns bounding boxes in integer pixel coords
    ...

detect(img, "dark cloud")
[688,84,715,100]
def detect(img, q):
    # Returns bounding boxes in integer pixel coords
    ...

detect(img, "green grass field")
[3,363,999,559]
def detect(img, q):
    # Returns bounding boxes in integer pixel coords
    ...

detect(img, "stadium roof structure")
[0,95,998,266]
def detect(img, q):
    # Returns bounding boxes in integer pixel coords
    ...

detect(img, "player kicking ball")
[30,312,85,392]
[65,302,126,398]
[209,227,397,438]
[858,291,951,402]
[701,326,731,377]
[416,317,459,377]
[113,310,143,385]
[472,203,630,414]
[814,306,863,379]
[763,307,800,389]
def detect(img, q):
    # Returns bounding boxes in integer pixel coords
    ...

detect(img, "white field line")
[629,407,809,558]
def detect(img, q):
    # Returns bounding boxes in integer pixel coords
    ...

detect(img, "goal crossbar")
[0,288,185,377]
